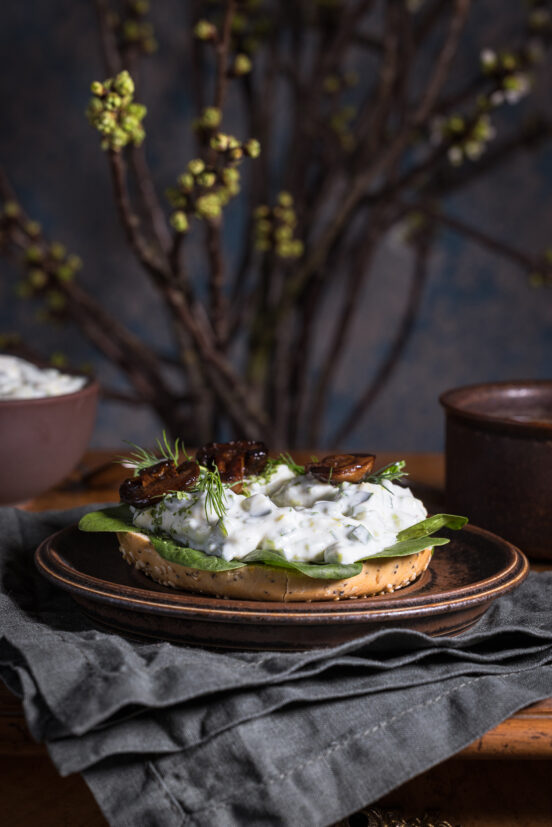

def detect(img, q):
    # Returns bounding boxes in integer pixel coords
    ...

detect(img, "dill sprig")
[118,430,188,476]
[194,466,229,536]
[265,452,305,475]
[365,460,408,485]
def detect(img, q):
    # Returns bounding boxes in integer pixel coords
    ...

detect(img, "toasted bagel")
[117,531,433,602]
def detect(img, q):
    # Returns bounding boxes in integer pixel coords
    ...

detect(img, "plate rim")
[35,522,529,624]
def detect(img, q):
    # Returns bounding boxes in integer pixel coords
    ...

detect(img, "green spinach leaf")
[78,505,135,533]
[242,548,363,579]
[397,513,468,541]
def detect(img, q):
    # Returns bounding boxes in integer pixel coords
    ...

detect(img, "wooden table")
[2,452,551,826]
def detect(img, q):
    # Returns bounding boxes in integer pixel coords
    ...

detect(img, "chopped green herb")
[278,452,305,475]
[118,430,189,476]
[262,453,305,477]
[194,466,229,536]
[365,460,408,485]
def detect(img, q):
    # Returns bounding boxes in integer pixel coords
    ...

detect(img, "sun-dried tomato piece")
[196,440,268,482]
[307,453,375,484]
[119,459,200,508]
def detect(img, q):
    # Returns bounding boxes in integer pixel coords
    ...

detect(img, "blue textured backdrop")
[1,1,551,451]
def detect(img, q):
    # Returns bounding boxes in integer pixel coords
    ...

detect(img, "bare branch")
[107,150,169,282]
[411,202,536,271]
[329,234,433,448]
[411,0,472,126]
[94,0,121,76]
[213,0,235,110]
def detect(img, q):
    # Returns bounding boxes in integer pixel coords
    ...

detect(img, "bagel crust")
[117,531,433,602]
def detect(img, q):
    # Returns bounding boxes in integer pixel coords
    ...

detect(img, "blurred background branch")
[1,0,551,448]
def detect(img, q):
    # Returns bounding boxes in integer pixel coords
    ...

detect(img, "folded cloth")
[1,505,551,827]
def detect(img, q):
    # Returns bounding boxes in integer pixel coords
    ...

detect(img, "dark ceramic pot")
[440,380,552,561]
[0,377,99,505]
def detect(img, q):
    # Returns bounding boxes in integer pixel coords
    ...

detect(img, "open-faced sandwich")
[79,437,467,602]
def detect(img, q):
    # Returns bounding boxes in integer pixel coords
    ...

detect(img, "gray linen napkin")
[1,505,552,827]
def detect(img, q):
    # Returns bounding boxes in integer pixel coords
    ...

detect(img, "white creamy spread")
[0,355,87,399]
[131,463,427,565]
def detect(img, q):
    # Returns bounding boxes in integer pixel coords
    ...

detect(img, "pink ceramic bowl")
[0,377,99,505]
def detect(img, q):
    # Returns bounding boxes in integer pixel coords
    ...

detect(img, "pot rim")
[439,379,552,436]
[0,375,99,407]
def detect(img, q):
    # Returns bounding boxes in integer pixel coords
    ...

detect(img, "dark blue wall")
[1,1,551,451]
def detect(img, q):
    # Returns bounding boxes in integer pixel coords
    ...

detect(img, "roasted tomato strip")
[120,459,200,508]
[307,453,375,484]
[196,440,268,483]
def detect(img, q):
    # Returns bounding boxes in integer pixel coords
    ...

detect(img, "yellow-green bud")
[86,98,103,120]
[277,191,293,208]
[447,115,465,134]
[50,351,68,368]
[113,70,135,97]
[243,138,261,158]
[233,54,252,76]
[276,208,296,226]
[123,19,140,41]
[188,158,206,175]
[217,188,231,206]
[105,92,122,110]
[274,225,293,242]
[90,81,105,96]
[132,0,149,14]
[56,264,75,282]
[231,13,247,33]
[50,242,66,260]
[253,205,270,219]
[277,239,304,259]
[29,268,47,288]
[121,114,139,134]
[177,173,195,191]
[501,52,517,71]
[196,193,222,220]
[200,107,222,128]
[3,201,20,218]
[256,219,272,235]
[26,245,43,263]
[170,211,189,232]
[25,220,41,236]
[47,290,66,310]
[323,75,340,94]
[128,102,147,120]
[210,133,230,152]
[133,126,145,145]
[230,147,243,161]
[111,127,129,149]
[194,19,216,40]
[222,167,240,185]
[97,111,116,134]
[227,136,240,150]
[67,254,83,271]
[198,171,216,187]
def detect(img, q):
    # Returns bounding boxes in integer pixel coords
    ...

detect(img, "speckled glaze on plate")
[35,523,529,650]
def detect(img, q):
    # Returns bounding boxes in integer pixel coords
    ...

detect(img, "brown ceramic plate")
[35,523,528,650]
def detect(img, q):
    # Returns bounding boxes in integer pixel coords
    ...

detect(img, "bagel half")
[117,530,433,602]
